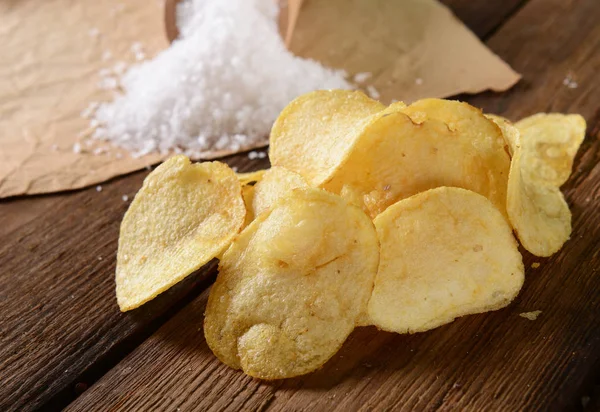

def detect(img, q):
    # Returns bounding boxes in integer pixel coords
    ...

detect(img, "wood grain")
[65,0,600,410]
[0,156,269,411]
[440,0,529,38]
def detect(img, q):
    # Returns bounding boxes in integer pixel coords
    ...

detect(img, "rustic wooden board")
[0,156,268,411]
[64,0,600,410]
[2,0,598,411]
[440,0,529,38]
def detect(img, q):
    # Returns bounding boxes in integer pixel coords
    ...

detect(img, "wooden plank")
[440,0,529,38]
[0,155,269,412]
[65,0,600,410]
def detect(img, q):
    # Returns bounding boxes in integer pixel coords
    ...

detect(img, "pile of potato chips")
[115,90,586,379]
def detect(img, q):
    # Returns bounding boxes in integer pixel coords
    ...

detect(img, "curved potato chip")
[252,167,308,217]
[237,169,267,186]
[322,106,510,218]
[204,188,379,379]
[507,113,586,256]
[116,156,245,311]
[486,114,520,156]
[241,184,256,229]
[269,90,385,186]
[402,99,510,203]
[368,187,524,333]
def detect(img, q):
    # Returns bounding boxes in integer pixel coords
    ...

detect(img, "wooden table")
[1,0,599,410]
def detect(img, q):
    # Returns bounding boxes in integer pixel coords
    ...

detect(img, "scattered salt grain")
[519,310,542,321]
[563,74,578,89]
[80,102,100,119]
[353,72,372,83]
[113,62,128,76]
[130,42,146,61]
[72,143,82,154]
[122,195,129,202]
[415,77,423,85]
[257,151,267,159]
[92,147,107,155]
[98,77,119,91]
[102,50,113,61]
[92,0,351,158]
[248,151,259,160]
[531,262,540,269]
[96,185,103,192]
[366,85,380,100]
[232,166,239,172]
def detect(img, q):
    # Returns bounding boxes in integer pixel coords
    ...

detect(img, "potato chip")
[507,113,586,256]
[252,167,308,217]
[204,188,379,379]
[368,187,524,333]
[116,156,245,311]
[322,101,510,218]
[486,114,520,156]
[241,184,256,229]
[237,169,267,186]
[269,90,385,186]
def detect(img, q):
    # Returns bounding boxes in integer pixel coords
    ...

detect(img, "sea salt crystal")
[122,195,129,201]
[131,42,146,61]
[80,102,100,119]
[92,0,351,157]
[98,77,119,90]
[248,151,259,160]
[72,143,82,153]
[96,185,103,192]
[353,72,372,83]
[366,85,380,99]
[257,151,267,159]
[563,74,578,89]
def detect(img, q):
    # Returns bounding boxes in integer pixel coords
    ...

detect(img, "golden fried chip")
[368,187,524,333]
[507,113,586,256]
[241,184,256,229]
[204,188,379,379]
[322,101,510,218]
[252,167,308,217]
[269,90,385,186]
[486,114,520,156]
[237,169,267,186]
[116,156,245,311]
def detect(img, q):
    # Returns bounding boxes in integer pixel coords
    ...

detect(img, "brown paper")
[0,0,519,198]
[289,0,520,103]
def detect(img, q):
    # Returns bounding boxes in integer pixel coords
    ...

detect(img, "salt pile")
[92,0,351,158]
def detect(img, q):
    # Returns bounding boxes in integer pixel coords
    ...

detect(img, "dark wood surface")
[1,0,599,411]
